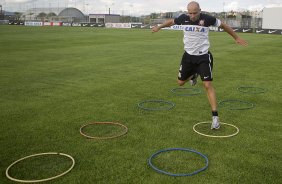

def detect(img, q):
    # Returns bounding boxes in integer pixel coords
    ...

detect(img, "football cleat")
[189,73,198,86]
[211,116,220,130]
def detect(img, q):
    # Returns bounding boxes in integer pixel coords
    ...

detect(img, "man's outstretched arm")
[151,19,175,33]
[220,22,248,46]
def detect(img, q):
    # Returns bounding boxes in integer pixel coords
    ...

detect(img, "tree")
[14,12,22,21]
[47,12,56,18]
[47,12,57,21]
[121,16,131,23]
[150,13,158,19]
[27,13,34,20]
[37,12,47,21]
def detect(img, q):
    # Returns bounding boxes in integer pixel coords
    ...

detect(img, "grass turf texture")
[0,25,282,183]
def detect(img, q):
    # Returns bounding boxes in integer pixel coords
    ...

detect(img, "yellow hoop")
[6,152,75,183]
[80,122,128,140]
[193,122,239,138]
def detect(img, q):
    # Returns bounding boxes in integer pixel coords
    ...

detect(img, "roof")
[89,14,120,16]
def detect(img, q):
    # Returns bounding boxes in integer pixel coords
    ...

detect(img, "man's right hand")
[151,26,161,33]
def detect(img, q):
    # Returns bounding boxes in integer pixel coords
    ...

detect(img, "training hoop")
[6,152,75,183]
[193,122,239,138]
[219,99,254,110]
[137,100,175,111]
[148,148,208,176]
[80,122,128,139]
[237,86,267,94]
[171,87,201,96]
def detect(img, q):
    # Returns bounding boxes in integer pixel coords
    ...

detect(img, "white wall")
[262,7,282,29]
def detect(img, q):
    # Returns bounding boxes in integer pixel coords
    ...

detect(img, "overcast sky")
[2,0,282,15]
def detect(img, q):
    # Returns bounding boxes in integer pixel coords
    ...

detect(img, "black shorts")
[178,51,214,81]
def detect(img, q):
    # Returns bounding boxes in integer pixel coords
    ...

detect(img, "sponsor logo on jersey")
[184,26,207,33]
[199,20,205,26]
[172,25,185,30]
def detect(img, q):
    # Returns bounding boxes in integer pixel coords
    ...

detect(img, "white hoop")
[80,122,128,140]
[193,122,239,138]
[6,152,75,183]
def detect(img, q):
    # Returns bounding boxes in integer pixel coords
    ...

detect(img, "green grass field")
[0,25,282,184]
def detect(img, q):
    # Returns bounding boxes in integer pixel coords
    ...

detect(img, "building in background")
[262,7,282,29]
[58,7,86,22]
[20,7,86,23]
[21,7,63,21]
[0,4,4,20]
[89,14,120,23]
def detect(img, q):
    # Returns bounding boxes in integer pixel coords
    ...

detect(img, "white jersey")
[174,13,221,55]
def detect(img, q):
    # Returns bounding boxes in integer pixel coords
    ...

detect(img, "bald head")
[188,1,200,9]
[187,1,201,22]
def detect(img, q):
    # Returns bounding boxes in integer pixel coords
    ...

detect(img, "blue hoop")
[219,99,255,110]
[237,86,267,94]
[148,148,209,176]
[137,100,175,111]
[171,87,201,96]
